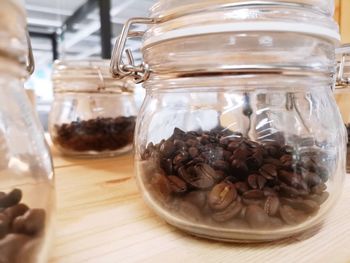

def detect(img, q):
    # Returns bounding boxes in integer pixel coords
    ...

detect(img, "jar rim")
[53,59,135,94]
[150,0,334,19]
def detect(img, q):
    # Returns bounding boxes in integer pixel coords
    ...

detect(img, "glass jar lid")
[151,0,335,18]
[335,44,350,89]
[53,60,135,94]
[111,0,339,83]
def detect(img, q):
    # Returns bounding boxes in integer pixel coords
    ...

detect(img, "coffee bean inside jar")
[0,188,46,263]
[53,116,136,153]
[139,127,330,229]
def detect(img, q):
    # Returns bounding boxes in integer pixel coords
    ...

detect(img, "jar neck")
[144,73,333,92]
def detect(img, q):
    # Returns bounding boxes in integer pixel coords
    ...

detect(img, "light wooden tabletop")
[49,148,350,263]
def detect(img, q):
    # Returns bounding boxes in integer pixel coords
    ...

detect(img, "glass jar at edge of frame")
[0,0,55,261]
[335,44,350,173]
[111,0,345,242]
[49,60,137,158]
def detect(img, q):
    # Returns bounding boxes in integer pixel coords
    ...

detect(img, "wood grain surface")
[48,150,350,263]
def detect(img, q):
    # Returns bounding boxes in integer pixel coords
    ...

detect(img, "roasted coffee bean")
[243,189,265,199]
[168,176,187,194]
[161,158,173,175]
[280,154,293,166]
[269,217,284,228]
[212,200,242,222]
[0,189,22,209]
[278,170,302,188]
[188,147,199,158]
[235,182,249,194]
[160,141,176,158]
[242,190,265,206]
[257,175,267,190]
[264,196,280,216]
[279,183,309,198]
[0,234,30,263]
[308,192,329,205]
[212,160,229,171]
[4,204,29,223]
[150,172,172,201]
[263,187,277,197]
[259,164,277,180]
[301,170,322,187]
[0,213,9,239]
[245,205,269,228]
[231,159,248,173]
[279,205,306,225]
[281,198,319,213]
[208,182,237,211]
[224,176,239,184]
[186,139,199,147]
[173,151,189,166]
[54,116,136,152]
[247,174,258,189]
[311,183,327,195]
[13,209,46,236]
[178,166,214,190]
[174,139,186,150]
[183,191,207,208]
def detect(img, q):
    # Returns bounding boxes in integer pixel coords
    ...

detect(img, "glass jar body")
[135,75,345,242]
[0,61,55,262]
[49,91,137,157]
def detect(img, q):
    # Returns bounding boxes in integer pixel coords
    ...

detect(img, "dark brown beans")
[208,182,237,211]
[235,182,249,194]
[4,204,29,222]
[257,175,267,190]
[150,172,172,201]
[279,205,306,225]
[13,209,46,236]
[245,205,269,228]
[242,190,265,206]
[179,166,214,190]
[168,176,187,194]
[0,189,22,209]
[160,141,176,158]
[264,196,280,216]
[281,198,319,213]
[247,174,258,189]
[278,170,302,188]
[259,164,277,180]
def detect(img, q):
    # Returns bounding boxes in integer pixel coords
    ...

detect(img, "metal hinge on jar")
[26,29,35,75]
[110,17,157,84]
[336,44,350,88]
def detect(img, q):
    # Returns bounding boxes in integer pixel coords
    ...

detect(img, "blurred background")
[24,0,349,129]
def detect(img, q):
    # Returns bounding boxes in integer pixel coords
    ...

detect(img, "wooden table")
[49,148,350,263]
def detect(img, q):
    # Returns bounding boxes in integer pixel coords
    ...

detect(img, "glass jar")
[0,0,55,262]
[335,44,350,172]
[111,1,345,242]
[49,60,137,158]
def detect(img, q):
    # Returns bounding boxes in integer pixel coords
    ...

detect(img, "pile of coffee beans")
[53,116,136,152]
[140,127,330,229]
[0,189,46,262]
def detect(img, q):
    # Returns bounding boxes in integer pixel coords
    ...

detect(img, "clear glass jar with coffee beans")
[0,0,55,261]
[112,0,345,242]
[49,60,137,158]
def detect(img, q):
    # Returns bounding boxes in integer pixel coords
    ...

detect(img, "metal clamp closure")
[337,54,350,88]
[110,17,157,84]
[26,30,35,75]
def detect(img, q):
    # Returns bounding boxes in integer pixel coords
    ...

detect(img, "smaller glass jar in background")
[335,44,350,173]
[49,60,137,158]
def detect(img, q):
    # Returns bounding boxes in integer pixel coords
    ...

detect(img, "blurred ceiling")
[25,0,155,64]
